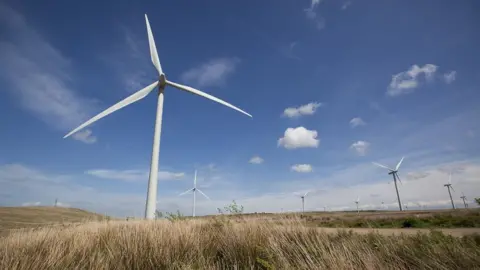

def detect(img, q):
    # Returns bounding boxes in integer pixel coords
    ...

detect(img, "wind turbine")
[63,14,252,220]
[355,196,360,213]
[296,191,311,213]
[372,157,405,211]
[460,192,468,209]
[179,170,210,217]
[444,172,456,209]
[416,202,424,210]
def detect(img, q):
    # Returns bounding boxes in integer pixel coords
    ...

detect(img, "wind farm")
[1,2,480,269]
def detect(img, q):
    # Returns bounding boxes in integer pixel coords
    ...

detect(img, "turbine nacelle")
[159,74,167,89]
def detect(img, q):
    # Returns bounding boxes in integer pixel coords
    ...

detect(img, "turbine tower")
[63,15,252,220]
[444,172,455,209]
[372,157,405,211]
[179,170,210,217]
[460,192,468,209]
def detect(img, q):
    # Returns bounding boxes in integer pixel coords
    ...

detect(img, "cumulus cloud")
[181,57,240,87]
[349,117,366,128]
[282,102,322,118]
[444,71,456,84]
[85,169,185,182]
[0,4,98,144]
[350,141,370,156]
[249,156,264,164]
[304,0,326,30]
[387,64,438,96]
[72,129,97,144]
[278,127,320,149]
[291,164,313,173]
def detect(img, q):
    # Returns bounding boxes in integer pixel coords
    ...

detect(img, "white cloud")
[282,102,322,118]
[108,27,154,93]
[278,127,320,149]
[350,141,370,156]
[85,169,185,182]
[304,0,326,30]
[349,117,366,128]
[181,57,240,87]
[341,1,352,10]
[72,129,97,144]
[291,164,313,173]
[444,71,456,84]
[249,156,264,164]
[0,4,98,144]
[387,64,438,96]
[22,201,41,206]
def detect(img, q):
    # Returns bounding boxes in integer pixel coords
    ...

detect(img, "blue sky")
[1,0,479,216]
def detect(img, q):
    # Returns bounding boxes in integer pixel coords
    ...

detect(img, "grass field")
[288,208,480,228]
[1,207,480,269]
[0,206,107,235]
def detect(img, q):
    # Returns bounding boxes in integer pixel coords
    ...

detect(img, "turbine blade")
[197,189,210,200]
[179,188,194,196]
[304,191,310,197]
[372,162,394,171]
[396,173,403,185]
[64,81,158,138]
[448,172,452,184]
[194,170,197,188]
[166,80,252,118]
[395,156,405,171]
[450,185,455,192]
[144,14,163,75]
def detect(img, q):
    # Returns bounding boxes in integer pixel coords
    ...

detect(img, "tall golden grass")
[1,217,479,269]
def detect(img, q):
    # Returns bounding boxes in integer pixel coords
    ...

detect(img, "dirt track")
[317,227,480,237]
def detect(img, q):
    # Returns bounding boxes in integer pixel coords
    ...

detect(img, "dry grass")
[1,216,480,269]
[0,206,107,231]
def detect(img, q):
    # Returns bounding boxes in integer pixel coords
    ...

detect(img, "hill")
[0,206,107,233]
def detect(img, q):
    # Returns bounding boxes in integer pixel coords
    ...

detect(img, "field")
[0,206,107,235]
[1,207,480,269]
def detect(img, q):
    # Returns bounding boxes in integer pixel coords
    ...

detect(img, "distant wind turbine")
[179,170,210,217]
[62,14,251,220]
[296,191,311,213]
[460,192,468,209]
[444,172,456,209]
[355,196,360,213]
[372,157,405,211]
[381,201,386,210]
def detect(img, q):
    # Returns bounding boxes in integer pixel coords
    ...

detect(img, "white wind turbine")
[179,170,210,217]
[296,191,311,213]
[444,172,456,209]
[372,157,405,211]
[63,14,252,220]
[355,196,360,213]
[460,192,468,209]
